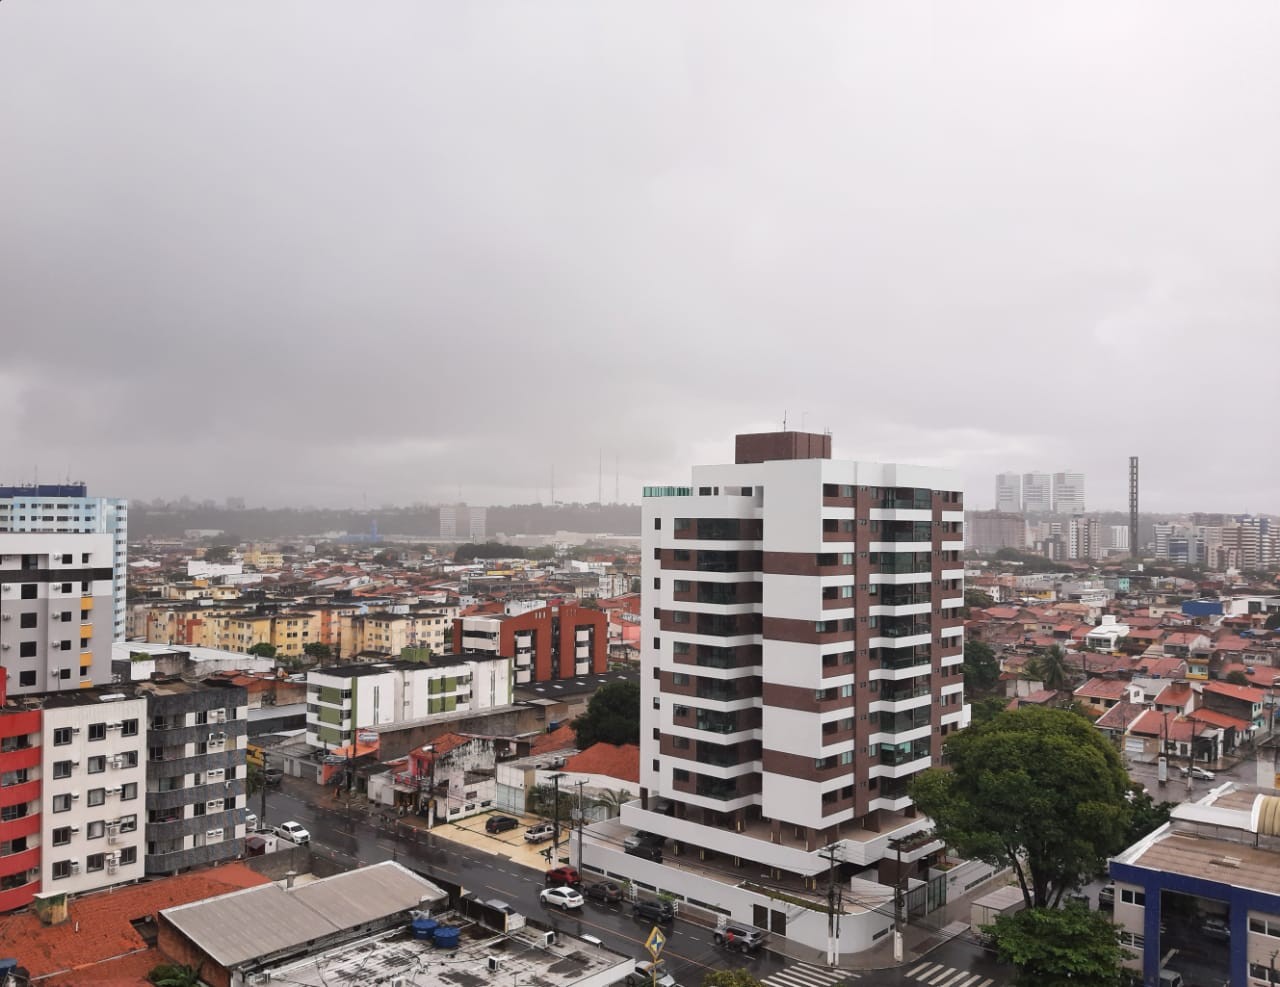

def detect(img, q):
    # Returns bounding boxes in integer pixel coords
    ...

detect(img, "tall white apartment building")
[1022,472,1051,513]
[1052,472,1086,514]
[619,431,967,954]
[995,472,1021,513]
[1067,516,1102,560]
[439,505,458,539]
[468,506,487,542]
[0,484,128,641]
[0,532,116,696]
[1108,525,1131,552]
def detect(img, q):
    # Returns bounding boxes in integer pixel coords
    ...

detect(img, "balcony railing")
[878,711,932,734]
[872,554,932,573]
[880,741,931,766]
[695,780,740,800]
[878,622,931,639]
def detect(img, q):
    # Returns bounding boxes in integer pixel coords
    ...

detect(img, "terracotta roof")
[1135,656,1188,678]
[1074,677,1131,701]
[0,862,269,981]
[1218,663,1280,687]
[982,607,1023,620]
[562,742,640,783]
[1202,680,1268,703]
[1164,631,1207,646]
[1128,710,1208,742]
[1095,701,1145,732]
[1188,708,1253,732]
[1154,683,1194,707]
[1021,688,1059,704]
[530,723,578,756]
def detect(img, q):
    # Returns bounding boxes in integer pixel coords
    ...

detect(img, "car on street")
[272,821,310,845]
[1182,766,1216,781]
[626,961,676,987]
[1202,915,1230,942]
[545,865,582,887]
[540,886,585,910]
[584,880,624,904]
[485,815,520,834]
[264,767,284,787]
[633,899,674,924]
[713,924,765,953]
[525,821,557,843]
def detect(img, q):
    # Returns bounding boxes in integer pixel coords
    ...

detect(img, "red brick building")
[452,602,608,685]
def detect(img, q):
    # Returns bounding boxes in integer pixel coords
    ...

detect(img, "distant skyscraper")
[1022,472,1051,513]
[439,504,458,539]
[468,506,487,541]
[1052,472,1086,514]
[0,483,128,641]
[1067,515,1101,560]
[1108,525,1130,551]
[995,473,1021,513]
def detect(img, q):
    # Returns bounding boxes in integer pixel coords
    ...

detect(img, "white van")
[1158,969,1183,987]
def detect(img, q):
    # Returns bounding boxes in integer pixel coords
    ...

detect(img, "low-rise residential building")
[454,600,608,685]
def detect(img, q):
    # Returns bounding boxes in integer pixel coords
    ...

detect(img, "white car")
[274,821,311,845]
[1182,766,1216,781]
[539,886,584,910]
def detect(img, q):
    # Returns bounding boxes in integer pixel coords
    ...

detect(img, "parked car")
[584,880,624,904]
[1202,916,1230,942]
[714,924,765,953]
[264,767,284,787]
[1098,884,1115,910]
[633,899,674,924]
[540,886,585,910]
[485,815,520,834]
[624,831,665,851]
[626,844,663,863]
[272,821,310,845]
[627,961,676,987]
[545,866,582,887]
[525,822,557,843]
[1182,766,1216,781]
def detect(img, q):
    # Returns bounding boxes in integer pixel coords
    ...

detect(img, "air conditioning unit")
[0,644,9,651]
[487,957,501,973]
[69,861,80,873]
[110,756,122,769]
[69,826,80,833]
[107,722,121,730]
[70,792,80,800]
[1,614,10,621]
[107,825,120,845]
[106,860,118,875]
[106,787,121,796]
[212,709,226,724]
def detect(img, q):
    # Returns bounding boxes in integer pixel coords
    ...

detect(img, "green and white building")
[305,656,513,748]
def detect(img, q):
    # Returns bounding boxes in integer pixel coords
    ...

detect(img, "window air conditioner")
[69,861,80,872]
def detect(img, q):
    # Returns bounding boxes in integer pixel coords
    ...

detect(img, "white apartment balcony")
[869,541,932,554]
[870,602,932,618]
[871,755,932,780]
[673,789,759,814]
[868,508,932,522]
[940,652,964,668]
[665,722,762,747]
[668,753,761,780]
[575,645,590,659]
[869,691,933,715]
[576,630,591,642]
[575,661,590,675]
[515,653,532,667]
[941,510,964,523]
[869,724,931,747]
[869,571,931,586]
[941,597,963,610]
[869,632,931,650]
[871,662,932,682]
[941,568,964,580]
[515,668,532,685]
[870,793,914,813]
[942,706,971,729]
[940,626,964,641]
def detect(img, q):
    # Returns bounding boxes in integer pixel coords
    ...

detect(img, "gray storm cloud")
[1,1,1277,510]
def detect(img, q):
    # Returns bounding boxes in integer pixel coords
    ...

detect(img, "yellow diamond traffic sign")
[644,926,667,960]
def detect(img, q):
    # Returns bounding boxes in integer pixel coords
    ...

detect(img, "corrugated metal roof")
[161,861,445,968]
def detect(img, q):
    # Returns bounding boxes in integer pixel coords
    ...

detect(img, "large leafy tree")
[963,640,1001,694]
[910,707,1131,908]
[989,906,1132,987]
[572,680,641,747]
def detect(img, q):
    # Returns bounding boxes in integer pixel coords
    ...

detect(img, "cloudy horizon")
[3,2,1277,514]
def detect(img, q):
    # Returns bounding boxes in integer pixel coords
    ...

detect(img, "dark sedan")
[584,880,624,904]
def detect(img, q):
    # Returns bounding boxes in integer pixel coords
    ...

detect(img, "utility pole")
[549,772,566,866]
[575,779,587,870]
[818,842,843,967]
[260,758,268,829]
[893,838,906,964]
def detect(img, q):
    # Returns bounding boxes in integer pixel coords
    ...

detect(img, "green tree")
[964,588,996,612]
[596,788,632,818]
[703,970,763,987]
[247,642,277,658]
[1266,612,1280,631]
[963,640,1001,695]
[909,707,1131,908]
[572,680,641,747]
[1027,645,1071,692]
[303,642,333,662]
[246,762,264,799]
[1125,788,1174,845]
[971,695,1010,726]
[989,906,1132,987]
[1226,669,1251,686]
[203,545,234,564]
[148,963,203,987]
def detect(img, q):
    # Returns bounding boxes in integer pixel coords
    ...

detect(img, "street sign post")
[645,926,666,961]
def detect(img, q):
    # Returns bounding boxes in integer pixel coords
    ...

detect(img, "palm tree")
[596,788,632,818]
[149,963,202,987]
[1028,645,1071,692]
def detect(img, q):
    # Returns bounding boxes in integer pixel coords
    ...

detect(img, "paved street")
[263,785,1015,987]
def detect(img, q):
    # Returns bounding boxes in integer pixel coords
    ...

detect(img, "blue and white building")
[0,484,128,641]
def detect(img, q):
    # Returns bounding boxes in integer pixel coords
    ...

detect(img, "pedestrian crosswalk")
[904,961,994,987]
[760,962,858,987]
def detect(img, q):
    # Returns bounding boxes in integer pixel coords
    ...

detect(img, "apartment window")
[1120,889,1145,906]
[87,723,106,741]
[672,673,689,686]
[119,846,137,865]
[652,698,660,709]
[59,640,71,651]
[19,613,36,629]
[87,821,104,840]
[673,769,689,782]
[60,611,72,622]
[121,782,138,801]
[652,759,660,771]
[20,585,36,600]
[19,642,36,658]
[18,671,35,687]
[120,719,138,737]
[88,788,105,807]
[653,637,661,649]
[119,751,138,768]
[653,578,661,590]
[1,804,28,822]
[53,761,73,779]
[194,710,208,725]
[53,727,72,746]
[82,553,90,564]
[52,794,72,813]
[119,815,137,832]
[52,827,72,846]
[840,751,853,765]
[51,860,71,880]
[673,580,691,593]
[653,518,661,530]
[672,735,689,749]
[87,756,106,774]
[86,853,105,873]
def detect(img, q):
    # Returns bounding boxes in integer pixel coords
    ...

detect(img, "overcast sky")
[2,3,1277,513]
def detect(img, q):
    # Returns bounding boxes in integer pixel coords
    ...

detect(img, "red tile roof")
[1135,656,1188,678]
[530,723,578,756]
[1095,701,1145,732]
[1154,683,1194,707]
[1202,680,1268,703]
[0,863,269,981]
[1074,677,1131,701]
[563,743,640,783]
[1188,708,1253,732]
[1129,710,1208,742]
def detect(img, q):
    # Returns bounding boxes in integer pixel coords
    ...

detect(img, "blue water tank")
[412,918,438,940]
[433,926,461,949]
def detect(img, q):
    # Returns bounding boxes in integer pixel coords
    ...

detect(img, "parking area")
[436,811,575,871]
